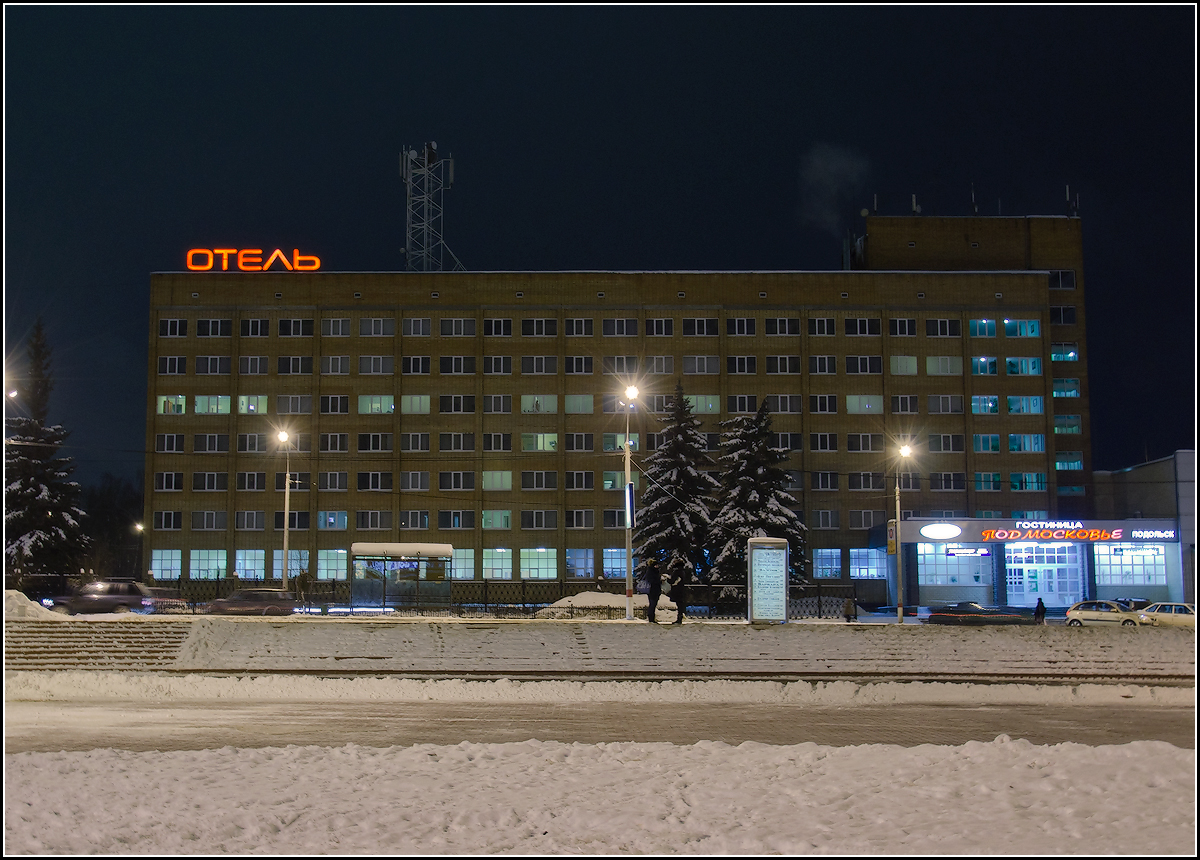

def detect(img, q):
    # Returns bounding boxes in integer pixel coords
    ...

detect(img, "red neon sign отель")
[186,248,321,271]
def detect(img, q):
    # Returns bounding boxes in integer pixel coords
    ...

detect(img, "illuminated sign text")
[186,248,321,272]
[983,527,1123,542]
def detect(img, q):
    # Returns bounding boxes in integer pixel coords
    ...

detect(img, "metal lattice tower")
[400,142,465,272]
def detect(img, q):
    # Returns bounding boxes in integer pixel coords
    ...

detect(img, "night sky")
[5,5,1195,488]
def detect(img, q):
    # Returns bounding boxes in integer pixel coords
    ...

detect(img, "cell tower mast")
[400,141,465,272]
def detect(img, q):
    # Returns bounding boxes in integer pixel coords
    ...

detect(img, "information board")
[747,537,789,623]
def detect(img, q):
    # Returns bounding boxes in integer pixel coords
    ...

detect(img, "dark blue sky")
[5,5,1195,487]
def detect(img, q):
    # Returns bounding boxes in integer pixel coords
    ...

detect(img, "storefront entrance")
[1004,543,1083,608]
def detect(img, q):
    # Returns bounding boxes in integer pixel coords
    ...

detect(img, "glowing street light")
[618,385,639,621]
[895,444,912,623]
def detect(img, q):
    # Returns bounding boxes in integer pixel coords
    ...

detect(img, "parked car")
[147,588,189,614]
[43,580,155,615]
[1065,600,1143,627]
[1136,603,1196,629]
[207,588,300,616]
[925,602,1035,625]
[1113,597,1153,612]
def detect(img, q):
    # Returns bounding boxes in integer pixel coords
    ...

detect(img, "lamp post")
[620,385,639,621]
[895,444,912,623]
[278,430,291,591]
[134,523,144,581]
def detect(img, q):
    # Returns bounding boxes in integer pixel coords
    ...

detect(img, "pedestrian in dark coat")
[644,559,662,623]
[666,566,688,624]
[843,596,857,623]
[1033,598,1046,625]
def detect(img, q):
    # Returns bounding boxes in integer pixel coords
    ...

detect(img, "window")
[969,319,996,337]
[236,395,267,415]
[399,433,430,452]
[317,511,348,531]
[441,356,477,375]
[846,355,882,374]
[357,472,393,491]
[318,395,348,415]
[601,356,638,375]
[278,356,313,374]
[320,433,350,452]
[277,395,312,414]
[566,548,594,578]
[482,510,512,530]
[189,549,227,579]
[480,318,513,337]
[1049,306,1077,325]
[565,433,593,452]
[399,471,430,491]
[848,472,884,490]
[438,510,476,529]
[159,355,187,374]
[1054,415,1083,435]
[812,548,841,578]
[764,395,802,413]
[239,356,269,375]
[1005,357,1042,376]
[647,318,673,336]
[279,319,314,337]
[682,318,718,336]
[890,355,917,375]
[971,356,997,375]
[1011,472,1047,492]
[602,471,640,491]
[482,471,512,491]
[892,395,918,414]
[191,511,228,531]
[522,471,558,490]
[727,318,755,336]
[155,471,184,491]
[522,318,557,336]
[157,395,186,415]
[280,433,312,452]
[726,394,756,413]
[813,510,839,529]
[727,356,757,374]
[684,394,721,414]
[929,472,966,491]
[890,318,917,336]
[275,472,311,491]
[403,318,431,336]
[394,395,427,415]
[483,433,512,452]
[928,395,964,414]
[1051,342,1079,361]
[196,319,232,337]
[640,355,670,375]
[564,318,591,336]
[359,356,394,375]
[810,433,837,452]
[402,356,431,374]
[439,471,475,490]
[926,319,961,337]
[359,317,395,336]
[1008,396,1045,414]
[973,434,1001,453]
[193,434,230,453]
[809,355,836,374]
[357,433,393,452]
[159,319,187,337]
[318,550,347,580]
[1003,319,1040,338]
[566,471,594,490]
[356,511,393,530]
[845,318,880,336]
[926,356,963,375]
[195,356,231,375]
[358,395,395,414]
[235,512,266,532]
[153,511,183,530]
[318,472,348,491]
[563,356,592,375]
[1055,451,1084,471]
[241,318,269,337]
[845,395,884,415]
[398,510,430,529]
[438,394,475,414]
[483,356,513,375]
[849,510,886,530]
[847,433,884,452]
[682,355,720,374]
[602,433,638,453]
[1052,379,1080,398]
[602,509,628,529]
[192,472,228,491]
[237,433,267,453]
[321,318,351,337]
[812,471,838,490]
[520,395,555,414]
[808,317,835,336]
[971,395,999,414]
[850,548,888,578]
[483,547,513,577]
[440,318,477,337]
[439,432,475,452]
[1048,270,1076,290]
[563,395,593,414]
[927,433,964,453]
[483,394,512,414]
[603,318,638,336]
[521,510,558,529]
[765,317,800,335]
[810,394,837,414]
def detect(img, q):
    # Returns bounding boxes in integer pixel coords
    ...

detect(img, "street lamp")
[619,385,639,621]
[895,444,912,624]
[278,430,291,591]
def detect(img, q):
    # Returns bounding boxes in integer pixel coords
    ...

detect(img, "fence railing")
[143,578,859,619]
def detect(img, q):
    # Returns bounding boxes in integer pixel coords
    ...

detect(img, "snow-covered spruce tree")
[633,381,720,584]
[4,318,89,582]
[709,399,808,585]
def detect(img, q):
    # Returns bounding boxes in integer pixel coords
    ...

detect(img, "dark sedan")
[207,588,300,616]
[47,581,155,615]
[924,601,1036,625]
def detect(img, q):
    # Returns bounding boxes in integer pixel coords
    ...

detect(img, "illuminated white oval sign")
[919,523,962,540]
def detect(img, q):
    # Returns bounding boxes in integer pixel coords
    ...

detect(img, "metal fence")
[144,578,860,620]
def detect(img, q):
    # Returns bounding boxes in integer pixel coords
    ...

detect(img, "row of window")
[160,313,1079,340]
[156,349,1080,378]
[157,469,641,493]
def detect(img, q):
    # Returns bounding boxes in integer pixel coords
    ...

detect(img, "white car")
[1065,600,1143,627]
[1136,603,1196,629]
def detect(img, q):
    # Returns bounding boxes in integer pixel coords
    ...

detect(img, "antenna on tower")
[971,182,978,215]
[400,142,465,272]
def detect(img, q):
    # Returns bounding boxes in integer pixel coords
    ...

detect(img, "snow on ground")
[4,589,1196,854]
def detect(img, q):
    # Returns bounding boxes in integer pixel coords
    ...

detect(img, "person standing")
[643,559,662,623]
[843,596,857,623]
[1033,597,1046,625]
[666,566,688,625]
